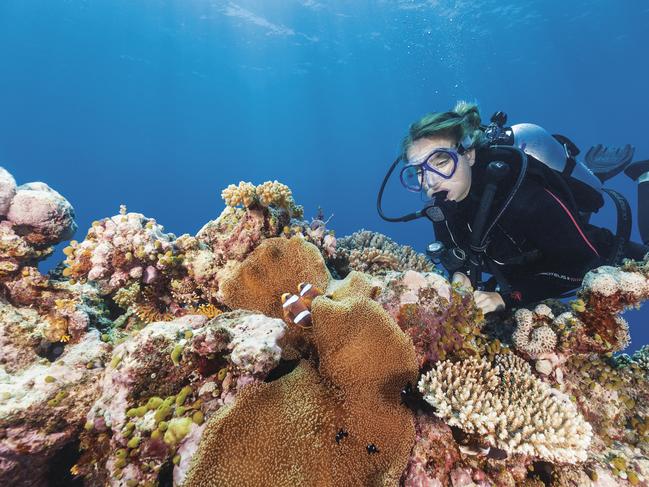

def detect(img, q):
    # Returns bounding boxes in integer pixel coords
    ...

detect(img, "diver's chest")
[482,222,533,262]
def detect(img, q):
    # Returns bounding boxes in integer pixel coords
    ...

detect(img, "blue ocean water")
[0,0,647,351]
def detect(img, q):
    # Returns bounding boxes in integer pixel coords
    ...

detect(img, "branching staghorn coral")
[418,354,592,463]
[336,229,434,276]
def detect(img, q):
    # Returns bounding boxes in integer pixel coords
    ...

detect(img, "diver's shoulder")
[505,177,552,217]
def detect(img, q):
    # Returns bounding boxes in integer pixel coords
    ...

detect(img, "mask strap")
[457,134,473,155]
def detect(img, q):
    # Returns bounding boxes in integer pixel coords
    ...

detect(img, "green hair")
[401,101,485,160]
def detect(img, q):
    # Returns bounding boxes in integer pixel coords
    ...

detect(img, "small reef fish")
[281,282,323,329]
[281,292,313,329]
[297,282,323,308]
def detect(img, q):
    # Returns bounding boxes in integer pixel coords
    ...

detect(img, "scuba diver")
[377,101,649,314]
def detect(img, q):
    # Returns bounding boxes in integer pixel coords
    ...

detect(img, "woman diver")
[378,101,649,315]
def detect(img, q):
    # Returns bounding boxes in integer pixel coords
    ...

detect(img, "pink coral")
[7,182,76,245]
[0,168,17,217]
[376,270,478,367]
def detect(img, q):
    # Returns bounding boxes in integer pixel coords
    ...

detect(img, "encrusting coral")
[512,304,558,358]
[77,311,287,487]
[418,353,592,463]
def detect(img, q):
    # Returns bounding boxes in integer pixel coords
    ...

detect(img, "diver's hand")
[452,272,505,314]
[451,272,473,290]
[473,291,505,314]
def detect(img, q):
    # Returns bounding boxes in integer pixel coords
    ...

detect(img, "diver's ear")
[466,148,476,166]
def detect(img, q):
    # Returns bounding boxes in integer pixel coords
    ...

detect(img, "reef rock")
[0,305,108,487]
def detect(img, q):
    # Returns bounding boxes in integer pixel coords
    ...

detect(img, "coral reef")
[217,236,331,318]
[184,271,419,486]
[572,263,649,352]
[77,311,286,487]
[221,180,303,218]
[375,270,486,368]
[0,299,109,486]
[418,353,592,463]
[335,229,434,276]
[1,164,649,486]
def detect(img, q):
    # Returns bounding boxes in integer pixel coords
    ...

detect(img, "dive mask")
[400,148,460,192]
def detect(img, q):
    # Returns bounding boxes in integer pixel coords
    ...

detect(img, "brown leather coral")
[217,236,331,318]
[183,273,419,486]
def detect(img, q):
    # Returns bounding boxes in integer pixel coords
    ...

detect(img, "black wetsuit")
[433,146,648,308]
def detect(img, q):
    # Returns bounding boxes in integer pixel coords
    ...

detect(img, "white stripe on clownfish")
[299,283,312,296]
[282,294,299,307]
[293,309,311,324]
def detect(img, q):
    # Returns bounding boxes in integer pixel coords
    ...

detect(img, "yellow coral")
[54,298,77,314]
[220,180,303,217]
[113,282,142,309]
[192,303,222,319]
[221,181,257,208]
[44,313,69,342]
[133,301,174,324]
[256,180,292,208]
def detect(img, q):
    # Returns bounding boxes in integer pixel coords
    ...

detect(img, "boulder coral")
[0,170,76,278]
[512,304,558,358]
[184,272,419,486]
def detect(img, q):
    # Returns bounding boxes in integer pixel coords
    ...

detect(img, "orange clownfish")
[297,282,322,308]
[281,292,313,329]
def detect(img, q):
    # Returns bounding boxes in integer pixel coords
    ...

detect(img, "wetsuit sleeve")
[500,181,610,307]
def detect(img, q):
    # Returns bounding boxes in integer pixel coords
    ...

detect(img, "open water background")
[1,0,648,351]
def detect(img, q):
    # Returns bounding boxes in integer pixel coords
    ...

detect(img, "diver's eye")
[428,154,451,169]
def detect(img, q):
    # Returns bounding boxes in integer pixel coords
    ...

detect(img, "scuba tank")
[487,115,632,268]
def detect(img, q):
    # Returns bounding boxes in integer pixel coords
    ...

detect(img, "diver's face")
[406,135,475,202]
